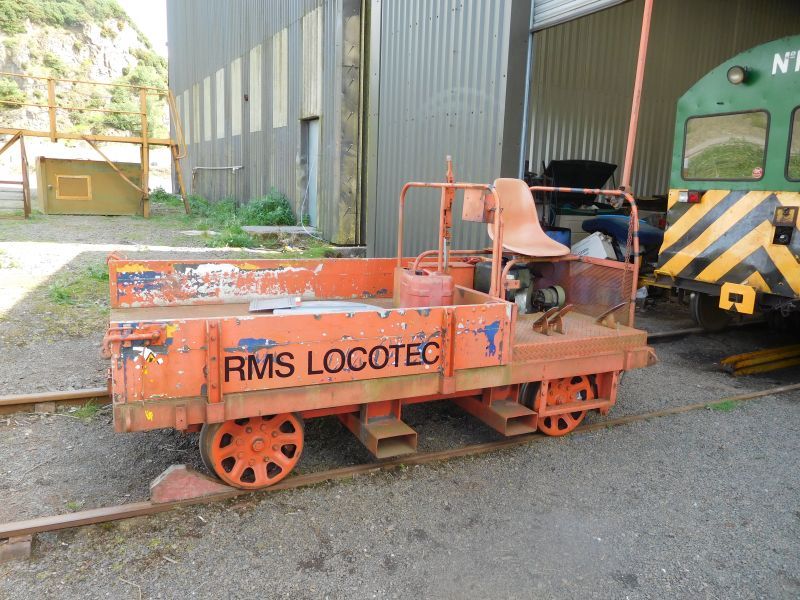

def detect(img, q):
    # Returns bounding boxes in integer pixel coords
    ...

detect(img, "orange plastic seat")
[488,178,570,257]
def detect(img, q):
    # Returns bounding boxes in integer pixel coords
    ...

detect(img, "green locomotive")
[655,34,800,330]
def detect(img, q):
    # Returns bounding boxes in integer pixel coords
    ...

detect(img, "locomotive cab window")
[788,107,800,181]
[682,111,769,180]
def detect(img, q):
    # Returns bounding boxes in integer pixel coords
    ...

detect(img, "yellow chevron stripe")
[659,191,771,276]
[661,189,730,252]
[695,220,774,284]
[743,272,771,294]
[774,192,800,216]
[764,244,800,295]
[667,189,680,211]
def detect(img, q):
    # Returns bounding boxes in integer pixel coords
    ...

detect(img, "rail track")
[0,387,107,416]
[0,382,797,549]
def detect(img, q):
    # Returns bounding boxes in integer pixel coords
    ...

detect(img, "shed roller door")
[533,0,627,31]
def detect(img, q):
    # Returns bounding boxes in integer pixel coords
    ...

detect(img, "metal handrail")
[397,181,506,297]
[529,185,640,324]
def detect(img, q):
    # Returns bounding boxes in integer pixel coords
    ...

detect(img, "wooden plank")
[82,137,144,194]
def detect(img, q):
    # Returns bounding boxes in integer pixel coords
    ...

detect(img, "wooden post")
[47,79,57,142]
[139,88,150,218]
[19,135,30,218]
[171,144,191,214]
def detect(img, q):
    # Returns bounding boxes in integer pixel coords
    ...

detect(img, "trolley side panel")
[110,307,450,403]
[108,258,398,308]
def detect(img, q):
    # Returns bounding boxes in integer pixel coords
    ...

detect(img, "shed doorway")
[302,118,320,227]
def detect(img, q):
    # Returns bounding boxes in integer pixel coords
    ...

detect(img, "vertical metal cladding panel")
[526,0,800,198]
[532,0,626,30]
[369,0,514,257]
[302,7,323,118]
[168,0,335,222]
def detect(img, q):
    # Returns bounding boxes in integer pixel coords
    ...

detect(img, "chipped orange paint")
[105,172,656,488]
[109,257,399,309]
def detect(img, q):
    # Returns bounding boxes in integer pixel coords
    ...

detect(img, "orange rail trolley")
[104,161,657,489]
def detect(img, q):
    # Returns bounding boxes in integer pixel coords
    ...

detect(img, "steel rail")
[1,382,797,541]
[0,387,108,415]
[647,320,765,342]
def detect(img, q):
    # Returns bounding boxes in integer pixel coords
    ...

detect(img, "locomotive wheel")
[689,292,731,333]
[535,375,596,437]
[199,413,304,489]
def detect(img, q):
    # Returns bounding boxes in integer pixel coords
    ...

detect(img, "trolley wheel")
[535,375,596,437]
[689,292,731,333]
[199,413,304,489]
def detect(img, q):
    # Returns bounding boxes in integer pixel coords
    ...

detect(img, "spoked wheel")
[535,375,596,437]
[199,413,304,489]
[689,292,731,333]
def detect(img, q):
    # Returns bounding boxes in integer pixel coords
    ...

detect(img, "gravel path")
[1,392,797,599]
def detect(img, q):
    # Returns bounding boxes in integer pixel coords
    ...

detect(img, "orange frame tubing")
[399,182,640,324]
[530,185,640,324]
[398,182,505,297]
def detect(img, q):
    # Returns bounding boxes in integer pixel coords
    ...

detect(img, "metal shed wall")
[166,0,362,244]
[366,0,531,257]
[532,0,626,30]
[526,0,800,198]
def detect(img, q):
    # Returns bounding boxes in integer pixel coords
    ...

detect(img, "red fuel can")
[393,267,454,308]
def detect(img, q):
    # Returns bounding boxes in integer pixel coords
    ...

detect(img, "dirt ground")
[0,213,798,599]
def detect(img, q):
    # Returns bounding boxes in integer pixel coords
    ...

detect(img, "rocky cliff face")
[0,6,168,136]
[0,3,172,194]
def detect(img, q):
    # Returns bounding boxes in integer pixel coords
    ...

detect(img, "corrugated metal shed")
[526,0,800,198]
[365,0,531,257]
[533,0,626,31]
[166,0,362,244]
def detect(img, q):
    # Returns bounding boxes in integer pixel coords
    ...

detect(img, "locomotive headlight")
[727,65,747,84]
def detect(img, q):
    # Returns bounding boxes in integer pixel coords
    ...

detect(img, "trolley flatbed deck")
[103,168,656,489]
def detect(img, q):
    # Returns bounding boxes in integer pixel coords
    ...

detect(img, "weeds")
[150,187,183,207]
[239,190,297,226]
[708,400,739,412]
[65,500,84,512]
[85,264,109,282]
[48,283,76,305]
[37,264,110,338]
[151,188,298,249]
[207,225,257,248]
[72,401,101,421]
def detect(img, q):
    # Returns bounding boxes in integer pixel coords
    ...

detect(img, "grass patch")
[207,225,257,248]
[72,401,101,420]
[65,500,84,512]
[708,399,739,412]
[150,188,303,250]
[239,191,297,226]
[48,283,76,305]
[281,238,338,258]
[37,264,110,338]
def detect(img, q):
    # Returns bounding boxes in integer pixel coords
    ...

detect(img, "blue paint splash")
[477,320,501,357]
[117,270,163,291]
[228,338,279,353]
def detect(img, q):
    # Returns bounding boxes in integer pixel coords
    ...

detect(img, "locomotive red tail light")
[687,190,703,204]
